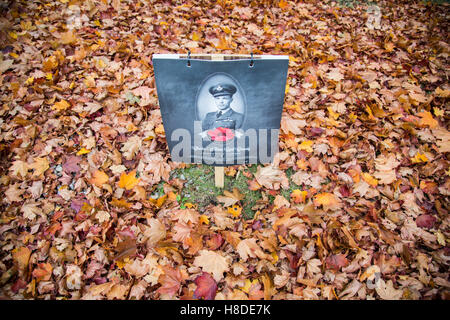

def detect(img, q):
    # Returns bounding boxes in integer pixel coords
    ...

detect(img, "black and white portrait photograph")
[197,73,246,142]
[153,54,289,165]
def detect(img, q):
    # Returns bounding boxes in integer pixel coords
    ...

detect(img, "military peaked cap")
[209,83,237,97]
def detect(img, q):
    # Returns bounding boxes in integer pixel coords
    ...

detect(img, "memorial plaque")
[152,54,289,166]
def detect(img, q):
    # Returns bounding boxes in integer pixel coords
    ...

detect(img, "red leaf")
[157,266,183,297]
[63,155,81,174]
[193,272,217,300]
[416,214,436,229]
[325,254,349,271]
[205,234,223,251]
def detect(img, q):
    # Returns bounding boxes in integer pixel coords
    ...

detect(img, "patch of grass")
[170,164,261,219]
[169,164,312,220]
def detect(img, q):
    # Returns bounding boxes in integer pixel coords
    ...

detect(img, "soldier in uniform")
[200,83,244,141]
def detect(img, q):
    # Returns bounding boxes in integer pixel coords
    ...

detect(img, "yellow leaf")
[240,279,259,294]
[327,107,340,120]
[192,32,201,41]
[221,26,231,34]
[199,215,210,225]
[411,152,428,164]
[156,194,167,208]
[76,148,91,155]
[228,204,242,217]
[433,107,444,117]
[313,192,341,211]
[361,172,378,187]
[291,189,307,204]
[9,52,19,59]
[53,99,70,111]
[184,202,195,209]
[43,55,58,71]
[46,73,53,81]
[271,252,279,263]
[417,111,438,129]
[25,77,34,85]
[94,20,102,27]
[91,170,109,187]
[298,140,314,153]
[9,31,18,39]
[118,170,140,190]
[279,0,289,9]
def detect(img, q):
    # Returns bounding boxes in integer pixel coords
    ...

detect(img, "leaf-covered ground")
[0,0,449,300]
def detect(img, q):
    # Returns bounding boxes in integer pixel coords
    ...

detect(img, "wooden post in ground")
[211,54,225,188]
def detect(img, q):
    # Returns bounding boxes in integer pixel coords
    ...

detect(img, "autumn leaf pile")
[0,0,449,300]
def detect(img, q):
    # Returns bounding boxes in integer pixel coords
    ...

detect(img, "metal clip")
[249,51,254,68]
[187,49,191,67]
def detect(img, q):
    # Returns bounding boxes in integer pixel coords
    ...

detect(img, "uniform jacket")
[202,108,244,132]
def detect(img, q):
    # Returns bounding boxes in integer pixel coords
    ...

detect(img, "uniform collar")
[218,108,232,116]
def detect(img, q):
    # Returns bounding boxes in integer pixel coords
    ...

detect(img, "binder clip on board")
[152,53,289,188]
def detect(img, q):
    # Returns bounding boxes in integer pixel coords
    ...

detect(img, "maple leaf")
[5,183,23,203]
[52,99,70,111]
[236,238,269,261]
[217,188,244,207]
[171,208,199,224]
[361,172,378,187]
[157,265,184,297]
[325,254,349,271]
[118,170,140,190]
[227,204,242,217]
[28,181,43,199]
[9,160,28,178]
[375,279,403,300]
[255,165,289,190]
[313,193,342,211]
[62,155,81,174]
[21,202,42,220]
[298,140,314,153]
[60,30,77,44]
[415,214,436,229]
[32,263,53,282]
[172,222,192,245]
[121,135,142,160]
[273,195,290,208]
[326,68,344,81]
[12,246,31,274]
[193,250,230,282]
[124,253,158,277]
[417,111,438,129]
[280,115,306,135]
[193,272,217,300]
[90,170,109,187]
[142,218,166,246]
[291,189,307,204]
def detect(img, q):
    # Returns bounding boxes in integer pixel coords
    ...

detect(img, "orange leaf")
[313,193,341,211]
[417,111,438,129]
[228,204,242,217]
[291,189,307,204]
[361,172,378,187]
[32,263,53,282]
[91,170,109,187]
[118,170,140,190]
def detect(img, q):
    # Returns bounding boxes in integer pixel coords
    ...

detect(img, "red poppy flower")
[207,127,235,142]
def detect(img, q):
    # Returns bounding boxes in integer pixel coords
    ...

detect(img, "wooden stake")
[211,54,225,188]
[215,166,224,188]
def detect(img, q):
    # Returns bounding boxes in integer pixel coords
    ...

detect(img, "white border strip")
[152,54,289,60]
